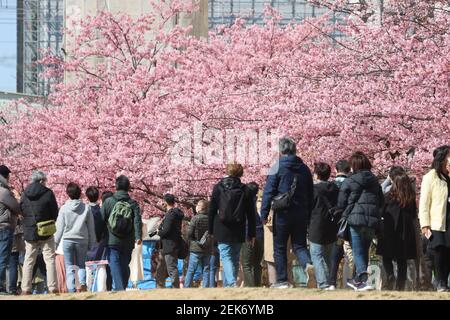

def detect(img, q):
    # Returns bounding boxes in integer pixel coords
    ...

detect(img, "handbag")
[271,176,298,212]
[36,220,56,237]
[337,184,365,241]
[198,230,211,248]
[337,216,349,241]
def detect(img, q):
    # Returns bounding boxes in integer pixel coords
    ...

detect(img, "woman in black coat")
[337,152,384,291]
[377,172,417,291]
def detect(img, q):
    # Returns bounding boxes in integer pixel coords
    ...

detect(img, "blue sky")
[0,4,16,93]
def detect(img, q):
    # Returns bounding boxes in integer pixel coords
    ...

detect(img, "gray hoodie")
[55,199,96,248]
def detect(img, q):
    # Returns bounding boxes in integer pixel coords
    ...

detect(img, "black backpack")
[218,184,247,223]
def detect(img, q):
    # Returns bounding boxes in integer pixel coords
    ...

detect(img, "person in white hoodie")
[55,182,96,293]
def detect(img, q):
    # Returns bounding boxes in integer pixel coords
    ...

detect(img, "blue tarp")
[128,240,185,289]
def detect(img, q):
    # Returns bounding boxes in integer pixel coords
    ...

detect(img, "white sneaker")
[305,264,317,289]
[270,282,290,289]
[324,285,336,291]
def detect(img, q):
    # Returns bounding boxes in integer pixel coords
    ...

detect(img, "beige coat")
[263,215,275,262]
[419,169,449,231]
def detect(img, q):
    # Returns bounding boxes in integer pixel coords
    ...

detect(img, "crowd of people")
[0,138,448,295]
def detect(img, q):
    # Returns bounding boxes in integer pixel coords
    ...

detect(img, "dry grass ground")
[0,288,449,300]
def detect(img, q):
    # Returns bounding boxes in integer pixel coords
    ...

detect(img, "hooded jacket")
[260,155,314,222]
[55,199,96,248]
[208,176,256,243]
[158,207,184,255]
[309,181,339,244]
[337,170,384,230]
[20,181,59,241]
[100,190,142,252]
[0,175,21,230]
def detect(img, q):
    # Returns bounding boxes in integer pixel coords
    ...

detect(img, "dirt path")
[1,288,449,300]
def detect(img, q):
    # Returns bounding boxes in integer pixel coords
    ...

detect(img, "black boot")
[386,274,395,290]
[437,280,449,292]
[395,278,406,291]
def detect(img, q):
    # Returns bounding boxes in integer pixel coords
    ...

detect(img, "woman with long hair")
[337,151,384,291]
[419,145,450,292]
[377,171,417,291]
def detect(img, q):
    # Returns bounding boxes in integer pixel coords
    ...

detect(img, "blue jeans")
[106,246,132,291]
[218,242,242,287]
[8,251,19,293]
[274,214,311,283]
[349,226,375,283]
[63,241,88,292]
[184,252,211,288]
[0,228,13,292]
[329,242,344,286]
[310,242,334,288]
[209,250,220,287]
[193,262,202,281]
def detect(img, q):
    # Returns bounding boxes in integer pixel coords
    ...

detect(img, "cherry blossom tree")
[0,0,448,216]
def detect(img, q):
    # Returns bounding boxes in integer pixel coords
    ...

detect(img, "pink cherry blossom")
[0,0,448,217]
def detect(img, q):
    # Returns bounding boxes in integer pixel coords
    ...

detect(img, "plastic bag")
[86,261,108,292]
[129,243,144,282]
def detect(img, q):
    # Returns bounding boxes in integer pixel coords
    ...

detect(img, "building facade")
[16,0,64,96]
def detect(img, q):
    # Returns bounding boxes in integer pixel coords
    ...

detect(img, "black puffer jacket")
[20,182,59,241]
[309,181,339,244]
[337,170,384,230]
[158,207,184,255]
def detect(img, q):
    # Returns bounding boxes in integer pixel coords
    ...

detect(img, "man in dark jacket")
[101,175,142,291]
[85,186,104,261]
[240,182,264,287]
[208,163,256,288]
[20,170,58,295]
[329,159,353,289]
[0,165,21,295]
[260,137,315,289]
[154,194,184,288]
[309,162,339,290]
[337,151,384,291]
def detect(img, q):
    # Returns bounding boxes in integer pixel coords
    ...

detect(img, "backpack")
[108,197,134,238]
[218,184,247,223]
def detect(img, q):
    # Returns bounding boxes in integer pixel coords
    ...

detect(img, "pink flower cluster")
[0,0,448,217]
